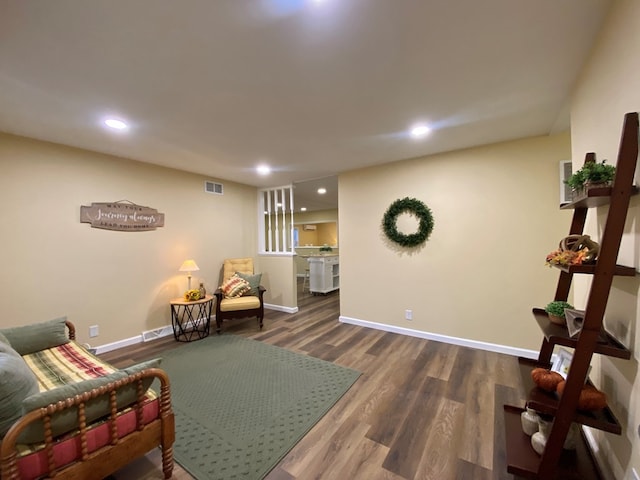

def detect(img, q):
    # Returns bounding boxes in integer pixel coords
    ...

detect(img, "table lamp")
[179,259,200,290]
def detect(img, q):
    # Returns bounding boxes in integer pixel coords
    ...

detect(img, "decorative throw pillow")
[18,357,162,443]
[235,271,262,297]
[220,274,251,298]
[0,347,40,438]
[0,317,69,355]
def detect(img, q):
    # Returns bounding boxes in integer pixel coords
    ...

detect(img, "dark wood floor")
[104,280,525,480]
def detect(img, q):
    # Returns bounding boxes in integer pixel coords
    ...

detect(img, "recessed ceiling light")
[256,165,271,175]
[410,124,431,138]
[257,165,271,175]
[300,207,307,212]
[104,118,128,130]
[317,188,327,194]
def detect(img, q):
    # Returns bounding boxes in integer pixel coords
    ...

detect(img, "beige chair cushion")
[219,296,261,312]
[223,258,254,282]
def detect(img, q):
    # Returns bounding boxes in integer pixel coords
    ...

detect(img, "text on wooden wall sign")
[80,201,165,231]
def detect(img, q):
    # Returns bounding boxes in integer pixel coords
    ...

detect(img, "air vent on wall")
[303,224,317,231]
[559,160,572,205]
[205,181,224,195]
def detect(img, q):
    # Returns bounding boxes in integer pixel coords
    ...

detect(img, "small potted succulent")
[544,300,574,325]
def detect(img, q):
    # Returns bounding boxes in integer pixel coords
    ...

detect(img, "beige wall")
[258,255,297,310]
[570,0,640,477]
[297,223,337,248]
[295,209,339,246]
[294,209,338,226]
[0,134,260,346]
[339,132,572,350]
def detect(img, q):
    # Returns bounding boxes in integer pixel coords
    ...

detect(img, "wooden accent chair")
[214,258,266,333]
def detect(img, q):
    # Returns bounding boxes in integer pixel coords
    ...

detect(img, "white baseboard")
[93,307,299,354]
[582,426,616,480]
[95,319,200,354]
[94,335,144,355]
[98,310,536,355]
[98,314,535,356]
[338,315,539,359]
[265,303,299,314]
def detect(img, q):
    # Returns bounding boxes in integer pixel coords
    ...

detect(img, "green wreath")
[382,197,434,247]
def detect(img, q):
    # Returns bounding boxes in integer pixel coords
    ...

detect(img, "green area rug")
[154,334,361,480]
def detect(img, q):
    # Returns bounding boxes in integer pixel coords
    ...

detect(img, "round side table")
[170,294,213,342]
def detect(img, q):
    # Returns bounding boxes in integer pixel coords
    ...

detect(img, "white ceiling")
[0,0,611,210]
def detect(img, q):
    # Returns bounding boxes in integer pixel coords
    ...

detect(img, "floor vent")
[142,326,174,342]
[205,181,224,195]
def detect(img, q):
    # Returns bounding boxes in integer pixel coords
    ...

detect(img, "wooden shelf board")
[532,308,631,360]
[550,263,637,276]
[517,357,621,434]
[560,186,639,210]
[504,405,602,479]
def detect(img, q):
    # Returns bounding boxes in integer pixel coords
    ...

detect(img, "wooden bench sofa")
[0,318,175,479]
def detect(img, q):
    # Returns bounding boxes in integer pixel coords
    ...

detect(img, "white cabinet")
[308,255,339,294]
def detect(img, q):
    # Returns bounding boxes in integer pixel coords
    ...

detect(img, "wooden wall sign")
[80,201,165,231]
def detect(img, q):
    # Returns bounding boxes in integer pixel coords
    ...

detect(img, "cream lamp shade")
[179,259,200,290]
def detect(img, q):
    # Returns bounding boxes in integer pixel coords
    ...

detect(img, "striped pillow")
[221,275,251,298]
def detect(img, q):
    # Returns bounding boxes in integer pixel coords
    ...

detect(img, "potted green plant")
[565,160,616,196]
[544,300,574,325]
[581,160,616,187]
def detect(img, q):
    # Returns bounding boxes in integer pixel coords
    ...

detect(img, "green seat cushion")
[18,357,162,443]
[0,346,40,438]
[0,317,69,355]
[235,271,263,297]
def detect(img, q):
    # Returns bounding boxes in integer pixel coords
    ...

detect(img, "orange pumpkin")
[531,368,564,392]
[556,381,607,411]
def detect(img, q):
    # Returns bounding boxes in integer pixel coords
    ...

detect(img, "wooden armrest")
[64,320,76,341]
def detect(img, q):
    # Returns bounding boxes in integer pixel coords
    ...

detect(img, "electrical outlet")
[89,325,99,338]
[405,309,412,320]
